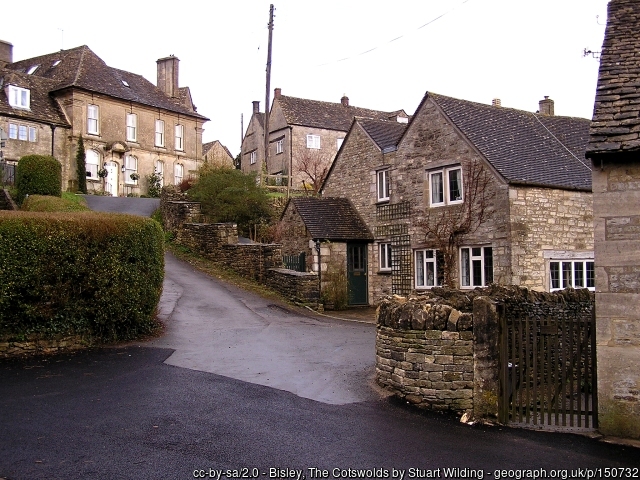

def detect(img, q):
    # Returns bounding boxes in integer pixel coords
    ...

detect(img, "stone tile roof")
[429,93,592,191]
[0,69,70,126]
[358,118,408,152]
[7,45,208,121]
[290,197,373,241]
[276,94,406,132]
[202,140,233,159]
[586,0,640,157]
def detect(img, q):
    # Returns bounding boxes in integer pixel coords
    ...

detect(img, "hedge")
[0,211,164,342]
[21,194,90,212]
[16,155,62,204]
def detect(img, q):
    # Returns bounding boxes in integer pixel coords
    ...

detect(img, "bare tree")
[293,146,331,193]
[416,159,496,287]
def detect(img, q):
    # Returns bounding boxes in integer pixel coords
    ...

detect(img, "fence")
[283,252,306,272]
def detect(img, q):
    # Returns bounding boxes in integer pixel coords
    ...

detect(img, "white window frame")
[276,139,283,154]
[306,134,320,149]
[175,124,184,151]
[155,160,164,187]
[549,259,595,292]
[429,166,463,207]
[379,243,392,271]
[174,163,184,185]
[415,249,444,288]
[124,155,138,185]
[377,169,390,202]
[85,149,100,179]
[8,123,17,139]
[87,104,99,135]
[249,151,257,165]
[18,125,27,141]
[8,85,30,109]
[28,126,37,142]
[126,113,137,142]
[460,246,493,288]
[155,119,165,147]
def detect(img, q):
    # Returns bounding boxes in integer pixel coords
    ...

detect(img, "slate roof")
[358,118,408,152]
[276,94,407,132]
[288,197,373,241]
[7,45,208,121]
[586,0,640,157]
[0,69,70,126]
[428,93,592,191]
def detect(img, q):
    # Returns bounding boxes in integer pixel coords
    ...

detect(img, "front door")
[347,243,368,305]
[104,162,118,196]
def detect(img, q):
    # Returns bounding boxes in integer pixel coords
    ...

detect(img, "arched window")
[155,160,164,187]
[85,149,100,179]
[125,155,138,184]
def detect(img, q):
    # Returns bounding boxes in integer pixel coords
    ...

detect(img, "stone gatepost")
[472,296,500,420]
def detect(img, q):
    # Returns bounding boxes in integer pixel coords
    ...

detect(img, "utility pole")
[263,4,274,184]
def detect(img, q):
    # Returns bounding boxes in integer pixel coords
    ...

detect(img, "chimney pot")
[341,94,349,107]
[492,98,501,107]
[274,87,281,99]
[538,96,555,116]
[252,101,260,114]
[0,40,13,68]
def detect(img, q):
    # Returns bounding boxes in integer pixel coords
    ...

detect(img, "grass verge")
[22,194,89,212]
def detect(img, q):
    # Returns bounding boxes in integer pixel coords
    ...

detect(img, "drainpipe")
[49,124,56,156]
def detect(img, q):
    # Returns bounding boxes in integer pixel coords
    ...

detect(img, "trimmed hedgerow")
[0,211,164,342]
[16,155,62,204]
[21,194,90,212]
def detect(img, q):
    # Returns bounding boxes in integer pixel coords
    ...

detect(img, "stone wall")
[592,160,640,439]
[375,286,594,419]
[266,268,320,304]
[0,335,88,358]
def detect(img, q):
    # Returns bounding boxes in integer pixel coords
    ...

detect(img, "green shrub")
[16,155,62,204]
[0,211,164,342]
[22,194,89,212]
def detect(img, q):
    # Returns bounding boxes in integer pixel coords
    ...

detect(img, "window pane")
[484,247,493,285]
[472,247,481,257]
[436,250,445,286]
[426,260,435,286]
[461,248,470,286]
[448,168,462,202]
[28,127,36,142]
[574,262,584,287]
[8,124,17,139]
[586,262,595,288]
[386,245,392,269]
[415,251,424,286]
[85,150,99,178]
[472,260,482,286]
[431,172,443,204]
[18,125,27,140]
[550,262,560,289]
[562,262,572,289]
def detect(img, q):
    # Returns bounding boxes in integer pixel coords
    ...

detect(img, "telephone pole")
[263,4,274,183]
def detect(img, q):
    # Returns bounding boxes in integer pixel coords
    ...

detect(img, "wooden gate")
[498,307,598,430]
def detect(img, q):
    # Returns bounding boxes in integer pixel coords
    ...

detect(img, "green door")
[347,243,368,305]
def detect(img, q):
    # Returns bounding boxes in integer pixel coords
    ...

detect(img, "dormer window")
[52,60,61,67]
[7,85,30,109]
[397,116,408,124]
[27,65,39,75]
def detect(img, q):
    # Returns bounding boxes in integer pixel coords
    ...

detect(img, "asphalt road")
[81,195,160,216]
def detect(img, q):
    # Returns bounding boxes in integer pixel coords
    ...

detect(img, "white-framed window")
[28,126,37,142]
[429,166,463,206]
[124,155,138,185]
[377,169,390,202]
[85,149,100,179]
[126,113,137,142]
[8,86,30,109]
[379,243,392,271]
[174,163,184,185]
[155,119,165,147]
[175,124,184,151]
[276,139,284,154]
[249,151,257,165]
[460,246,493,288]
[306,134,320,149]
[87,104,99,135]
[415,249,444,288]
[155,160,164,187]
[549,260,595,291]
[8,123,17,139]
[337,138,344,150]
[18,125,27,141]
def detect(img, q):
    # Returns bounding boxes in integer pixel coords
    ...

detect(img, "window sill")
[376,199,390,205]
[377,270,392,275]
[87,132,100,137]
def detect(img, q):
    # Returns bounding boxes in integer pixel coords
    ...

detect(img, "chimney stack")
[156,55,180,98]
[492,98,501,107]
[0,40,13,68]
[341,94,349,107]
[538,96,554,116]
[274,87,281,99]
[252,101,260,114]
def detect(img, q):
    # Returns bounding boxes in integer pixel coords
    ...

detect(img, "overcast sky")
[3,0,609,156]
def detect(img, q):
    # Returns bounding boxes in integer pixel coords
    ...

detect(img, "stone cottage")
[241,88,408,190]
[0,40,209,195]
[585,0,640,440]
[321,92,594,304]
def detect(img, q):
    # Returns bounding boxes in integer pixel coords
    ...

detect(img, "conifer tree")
[76,136,87,194]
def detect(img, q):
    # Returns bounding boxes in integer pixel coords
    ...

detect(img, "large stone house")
[585,0,640,440]
[320,92,593,304]
[241,88,408,190]
[0,40,208,195]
